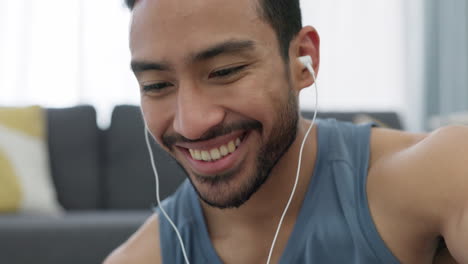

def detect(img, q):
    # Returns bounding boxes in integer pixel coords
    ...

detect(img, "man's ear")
[291,26,320,92]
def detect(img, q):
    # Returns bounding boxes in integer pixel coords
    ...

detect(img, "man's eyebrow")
[131,60,172,73]
[130,40,256,73]
[190,40,256,62]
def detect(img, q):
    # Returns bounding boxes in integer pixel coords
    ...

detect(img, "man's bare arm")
[399,125,468,263]
[434,247,459,264]
[368,125,468,263]
[434,127,468,263]
[103,214,162,264]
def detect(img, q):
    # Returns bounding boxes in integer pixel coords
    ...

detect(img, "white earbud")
[298,55,312,67]
[298,55,316,78]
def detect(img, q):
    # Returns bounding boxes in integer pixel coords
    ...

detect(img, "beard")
[162,89,299,209]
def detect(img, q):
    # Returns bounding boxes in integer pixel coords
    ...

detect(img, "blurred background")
[1,1,467,263]
[1,0,468,131]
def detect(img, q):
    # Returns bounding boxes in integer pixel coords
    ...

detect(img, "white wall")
[1,0,411,129]
[299,0,408,128]
[0,0,137,127]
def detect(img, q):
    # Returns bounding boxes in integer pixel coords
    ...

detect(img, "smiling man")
[104,0,468,263]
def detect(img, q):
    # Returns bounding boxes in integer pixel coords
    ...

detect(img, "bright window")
[1,0,406,127]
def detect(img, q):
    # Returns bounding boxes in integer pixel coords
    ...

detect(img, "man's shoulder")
[368,125,468,226]
[362,126,468,262]
[368,126,427,165]
[103,214,162,264]
[369,125,468,176]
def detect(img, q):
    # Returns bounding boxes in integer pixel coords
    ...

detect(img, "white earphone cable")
[265,63,318,264]
[144,128,191,264]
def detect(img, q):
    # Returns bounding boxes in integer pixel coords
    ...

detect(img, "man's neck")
[201,118,319,234]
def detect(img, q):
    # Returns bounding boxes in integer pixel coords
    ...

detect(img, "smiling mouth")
[184,133,246,162]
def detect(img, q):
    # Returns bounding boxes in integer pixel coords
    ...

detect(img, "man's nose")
[173,83,225,140]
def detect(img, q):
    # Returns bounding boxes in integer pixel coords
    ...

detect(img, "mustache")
[162,120,262,149]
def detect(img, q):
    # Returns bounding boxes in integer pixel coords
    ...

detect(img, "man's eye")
[142,82,173,92]
[209,65,247,79]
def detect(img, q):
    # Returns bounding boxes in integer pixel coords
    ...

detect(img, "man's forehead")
[129,0,262,42]
[129,0,271,62]
[132,0,259,19]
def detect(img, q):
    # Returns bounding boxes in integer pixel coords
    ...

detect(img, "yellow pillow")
[0,106,44,138]
[0,149,22,212]
[0,106,62,213]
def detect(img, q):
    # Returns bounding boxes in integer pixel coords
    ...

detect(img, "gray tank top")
[156,119,401,263]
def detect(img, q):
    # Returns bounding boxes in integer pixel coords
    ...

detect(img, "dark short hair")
[125,0,302,62]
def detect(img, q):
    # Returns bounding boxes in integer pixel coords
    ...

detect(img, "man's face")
[130,0,300,208]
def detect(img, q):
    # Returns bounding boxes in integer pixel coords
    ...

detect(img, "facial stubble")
[170,87,299,209]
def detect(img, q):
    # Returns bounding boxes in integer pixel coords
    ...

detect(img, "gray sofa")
[0,105,402,264]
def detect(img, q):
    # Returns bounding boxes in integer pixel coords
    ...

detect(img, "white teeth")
[210,148,221,160]
[220,145,229,156]
[227,141,236,153]
[189,136,243,161]
[201,151,211,161]
[194,150,201,160]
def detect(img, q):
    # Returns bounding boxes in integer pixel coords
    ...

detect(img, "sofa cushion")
[0,106,62,213]
[47,106,101,210]
[104,105,186,209]
[0,211,151,264]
